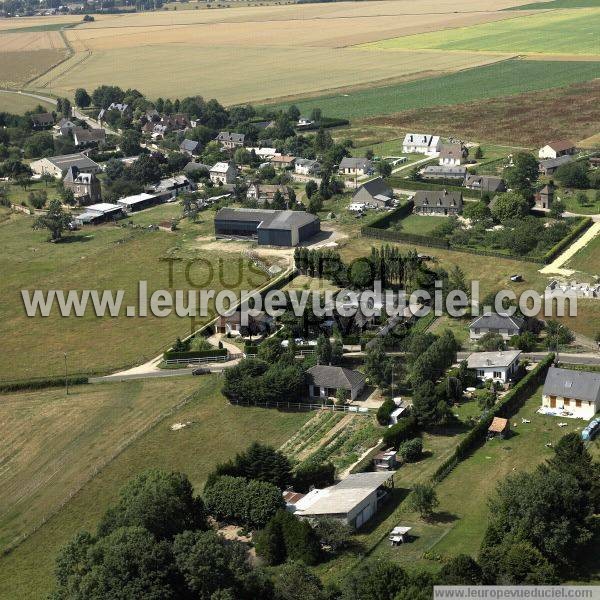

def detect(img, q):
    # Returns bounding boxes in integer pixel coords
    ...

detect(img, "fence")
[164,353,239,365]
[228,398,375,413]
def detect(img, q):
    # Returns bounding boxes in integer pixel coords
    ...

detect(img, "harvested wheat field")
[0,49,67,88]
[25,0,531,101]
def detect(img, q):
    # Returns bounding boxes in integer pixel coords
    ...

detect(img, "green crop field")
[267,59,600,120]
[0,376,311,599]
[361,9,600,55]
[0,91,54,114]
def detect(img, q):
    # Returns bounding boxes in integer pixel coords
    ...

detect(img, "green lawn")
[512,0,600,10]
[565,229,600,275]
[266,60,600,120]
[560,188,600,215]
[361,9,600,55]
[392,213,449,235]
[0,92,54,115]
[0,211,268,381]
[0,375,311,600]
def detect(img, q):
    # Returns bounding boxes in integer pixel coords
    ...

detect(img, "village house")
[73,127,106,148]
[55,117,76,136]
[216,131,245,149]
[538,140,576,160]
[352,177,393,208]
[413,190,463,216]
[421,165,467,181]
[539,154,574,176]
[179,138,201,156]
[183,161,211,176]
[149,175,194,199]
[306,364,365,401]
[98,103,130,122]
[215,207,320,247]
[270,154,296,170]
[469,312,524,341]
[30,112,54,129]
[338,157,373,176]
[215,311,273,336]
[439,143,468,166]
[210,162,237,185]
[534,183,555,210]
[287,471,394,529]
[464,174,506,194]
[30,153,101,178]
[467,350,522,383]
[63,166,101,205]
[402,133,440,155]
[373,449,398,471]
[246,147,278,160]
[542,366,600,420]
[294,158,321,175]
[246,183,290,205]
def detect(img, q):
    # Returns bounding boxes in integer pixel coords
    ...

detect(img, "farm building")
[402,133,440,155]
[464,175,506,194]
[534,183,555,210]
[467,350,521,383]
[421,165,467,180]
[538,140,576,160]
[306,365,365,401]
[63,166,101,206]
[75,203,124,225]
[469,312,524,341]
[30,112,54,129]
[288,471,394,529]
[539,154,574,175]
[338,157,373,176]
[438,143,468,166]
[150,175,194,199]
[294,158,320,175]
[214,207,320,247]
[352,177,393,208]
[541,366,600,420]
[373,449,398,471]
[413,190,463,216]
[117,192,167,213]
[210,162,237,185]
[30,153,101,178]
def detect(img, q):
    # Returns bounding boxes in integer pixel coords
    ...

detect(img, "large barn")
[214,207,320,247]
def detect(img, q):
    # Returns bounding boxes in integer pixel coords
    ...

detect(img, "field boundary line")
[1,386,200,557]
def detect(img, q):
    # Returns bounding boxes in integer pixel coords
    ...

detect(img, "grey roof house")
[30,112,54,128]
[63,166,101,205]
[467,350,521,383]
[352,177,393,208]
[413,190,463,216]
[73,127,106,147]
[469,312,524,341]
[542,366,600,420]
[464,174,506,194]
[307,364,366,401]
[539,154,573,175]
[339,157,373,176]
[30,153,101,178]
[179,138,201,156]
[421,165,467,180]
[216,131,245,148]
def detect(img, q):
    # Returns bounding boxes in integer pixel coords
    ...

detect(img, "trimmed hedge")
[163,349,228,360]
[382,416,418,449]
[431,353,555,483]
[542,217,593,264]
[296,117,349,131]
[386,177,481,199]
[0,376,89,393]
[367,199,414,229]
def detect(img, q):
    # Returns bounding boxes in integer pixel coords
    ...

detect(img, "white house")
[307,365,365,401]
[338,157,372,176]
[438,143,467,166]
[467,350,521,383]
[210,162,237,185]
[541,366,600,420]
[538,140,576,160]
[286,471,394,529]
[294,158,321,175]
[402,133,440,155]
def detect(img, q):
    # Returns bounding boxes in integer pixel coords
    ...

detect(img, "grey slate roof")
[414,190,463,209]
[216,131,245,144]
[180,139,200,153]
[539,155,574,170]
[464,174,506,193]
[46,153,101,173]
[307,365,365,391]
[339,157,372,171]
[73,127,106,144]
[467,350,521,369]
[215,207,317,231]
[543,366,600,403]
[422,165,467,178]
[354,177,393,200]
[469,312,524,331]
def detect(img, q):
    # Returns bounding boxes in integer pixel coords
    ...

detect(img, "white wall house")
[467,350,521,383]
[541,366,600,420]
[538,140,575,160]
[402,133,440,155]
[210,162,237,185]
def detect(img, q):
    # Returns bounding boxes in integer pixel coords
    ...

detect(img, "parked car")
[192,367,210,376]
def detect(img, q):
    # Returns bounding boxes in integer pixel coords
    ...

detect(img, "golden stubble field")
[6,0,532,102]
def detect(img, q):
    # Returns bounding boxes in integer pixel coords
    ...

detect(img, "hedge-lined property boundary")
[0,375,89,393]
[431,353,555,483]
[387,177,481,199]
[541,217,593,264]
[163,349,228,361]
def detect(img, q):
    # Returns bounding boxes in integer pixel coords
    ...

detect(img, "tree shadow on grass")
[427,511,459,524]
[355,487,411,536]
[59,234,93,244]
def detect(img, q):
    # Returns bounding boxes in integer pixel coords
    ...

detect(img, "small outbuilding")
[488,416,510,439]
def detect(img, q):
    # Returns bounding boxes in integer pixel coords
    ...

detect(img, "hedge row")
[386,177,480,198]
[542,217,593,264]
[0,375,89,393]
[163,349,228,360]
[431,353,555,483]
[296,117,349,131]
[367,199,415,230]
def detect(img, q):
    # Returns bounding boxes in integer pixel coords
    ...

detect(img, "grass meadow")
[0,211,268,381]
[0,375,311,599]
[0,91,54,114]
[361,9,600,55]
[267,60,600,121]
[565,230,600,275]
